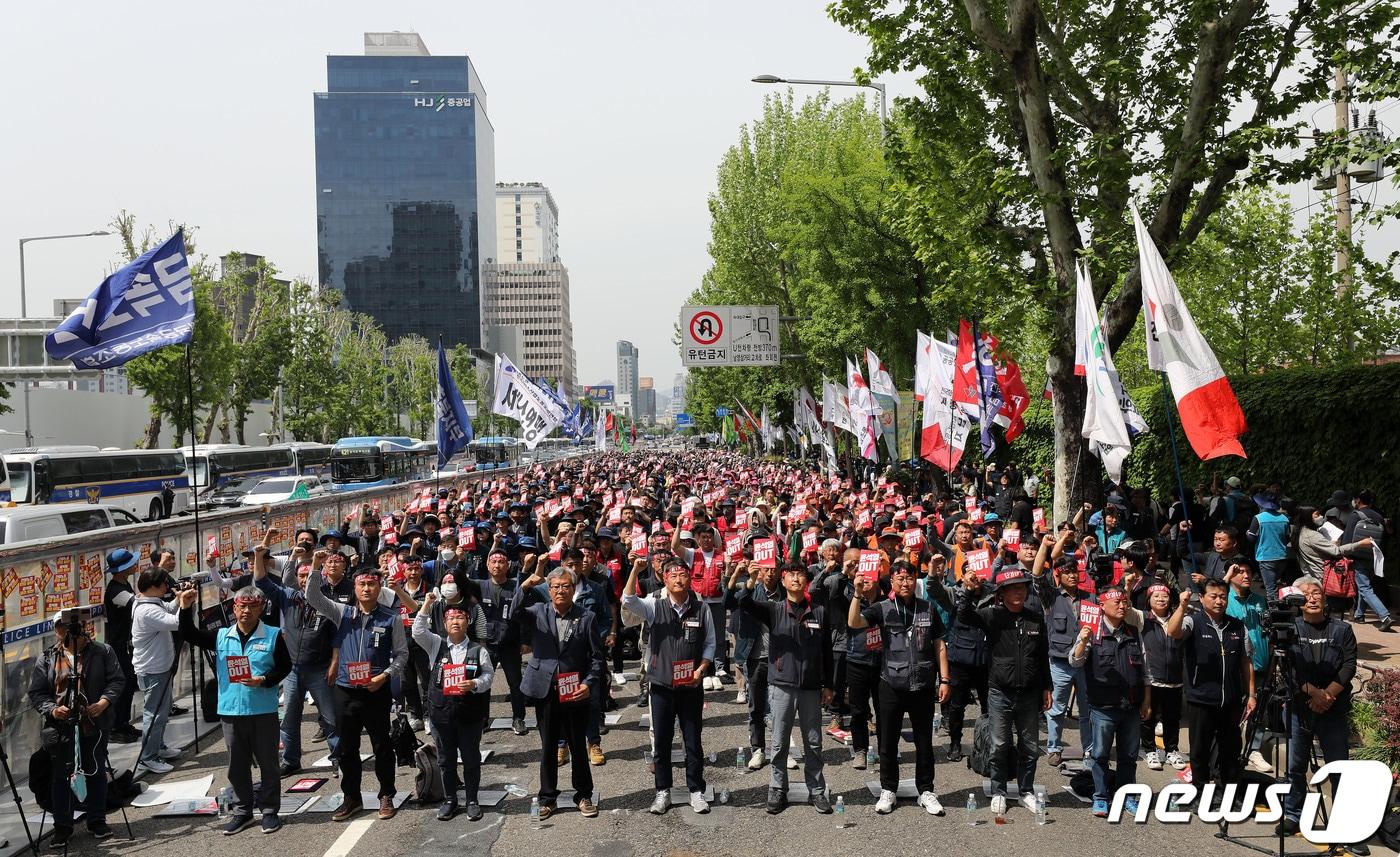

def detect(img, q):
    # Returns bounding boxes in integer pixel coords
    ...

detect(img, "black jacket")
[956,592,1051,692]
[29,640,125,732]
[737,587,833,690]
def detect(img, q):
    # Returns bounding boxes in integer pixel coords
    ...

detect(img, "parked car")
[0,504,144,545]
[239,476,326,507]
[199,475,267,510]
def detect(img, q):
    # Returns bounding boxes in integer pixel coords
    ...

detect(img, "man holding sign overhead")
[848,560,950,816]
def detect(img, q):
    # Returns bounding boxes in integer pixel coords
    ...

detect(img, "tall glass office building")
[314,32,495,348]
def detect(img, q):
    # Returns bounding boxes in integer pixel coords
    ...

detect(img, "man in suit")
[510,566,607,820]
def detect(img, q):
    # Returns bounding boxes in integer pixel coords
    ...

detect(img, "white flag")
[760,405,774,451]
[865,348,898,399]
[1077,262,1133,482]
[920,338,971,471]
[594,408,606,451]
[492,353,565,449]
[914,331,933,402]
[846,359,880,461]
[822,381,859,437]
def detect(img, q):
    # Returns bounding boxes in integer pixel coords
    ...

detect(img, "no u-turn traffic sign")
[680,305,780,367]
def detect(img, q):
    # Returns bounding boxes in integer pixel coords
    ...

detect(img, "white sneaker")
[1246,750,1273,774]
[1167,750,1188,770]
[1020,793,1040,813]
[157,747,181,761]
[648,790,671,815]
[875,789,897,814]
[747,748,765,771]
[786,752,798,770]
[1154,722,1164,737]
[990,794,1007,816]
[714,667,728,678]
[919,792,946,816]
[1145,749,1163,770]
[689,791,710,814]
[137,759,174,775]
[735,690,748,705]
[705,677,721,691]
[407,716,424,732]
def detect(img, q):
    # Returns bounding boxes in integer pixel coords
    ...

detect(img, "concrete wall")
[0,388,275,451]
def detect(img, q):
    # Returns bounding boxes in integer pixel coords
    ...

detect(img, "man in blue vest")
[1166,576,1256,791]
[305,559,409,822]
[179,586,291,835]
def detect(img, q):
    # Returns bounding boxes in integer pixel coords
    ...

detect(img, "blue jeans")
[1087,704,1140,803]
[137,670,173,766]
[1257,559,1285,603]
[1352,565,1391,622]
[1285,706,1350,822]
[280,662,340,767]
[1046,657,1091,754]
[768,684,826,796]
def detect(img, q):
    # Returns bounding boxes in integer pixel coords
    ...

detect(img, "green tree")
[209,253,295,444]
[830,0,1400,519]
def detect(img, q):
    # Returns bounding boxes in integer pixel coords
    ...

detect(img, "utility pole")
[1333,65,1354,306]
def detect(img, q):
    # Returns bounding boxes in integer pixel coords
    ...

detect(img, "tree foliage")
[828,0,1400,519]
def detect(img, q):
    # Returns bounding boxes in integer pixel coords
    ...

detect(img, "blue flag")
[45,232,194,369]
[435,340,473,469]
[972,319,1005,458]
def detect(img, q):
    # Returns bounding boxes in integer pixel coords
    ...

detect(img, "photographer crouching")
[27,607,125,849]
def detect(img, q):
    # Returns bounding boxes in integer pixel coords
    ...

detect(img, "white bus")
[1,447,191,520]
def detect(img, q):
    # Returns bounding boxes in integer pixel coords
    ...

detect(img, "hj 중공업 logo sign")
[1109,760,1393,845]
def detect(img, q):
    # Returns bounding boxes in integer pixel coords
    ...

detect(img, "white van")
[0,504,145,546]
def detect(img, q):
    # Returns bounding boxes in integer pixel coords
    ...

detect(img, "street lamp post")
[16,230,113,446]
[752,74,887,135]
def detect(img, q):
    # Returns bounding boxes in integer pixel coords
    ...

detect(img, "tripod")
[0,718,39,857]
[1213,643,1326,857]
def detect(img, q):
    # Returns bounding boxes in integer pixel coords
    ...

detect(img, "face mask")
[439,548,456,563]
[441,583,460,601]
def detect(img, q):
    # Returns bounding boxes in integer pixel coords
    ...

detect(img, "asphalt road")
[58,666,1390,857]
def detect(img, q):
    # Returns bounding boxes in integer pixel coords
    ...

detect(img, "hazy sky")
[2,0,921,391]
[4,2,1392,398]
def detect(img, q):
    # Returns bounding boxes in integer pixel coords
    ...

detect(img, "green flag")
[289,481,311,501]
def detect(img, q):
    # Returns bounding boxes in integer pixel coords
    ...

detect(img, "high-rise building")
[616,341,639,419]
[313,32,495,348]
[482,182,577,397]
[495,182,559,263]
[667,372,687,419]
[637,376,657,425]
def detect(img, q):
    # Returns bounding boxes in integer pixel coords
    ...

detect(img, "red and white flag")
[846,359,880,461]
[919,337,970,472]
[1131,201,1247,460]
[1076,260,1133,482]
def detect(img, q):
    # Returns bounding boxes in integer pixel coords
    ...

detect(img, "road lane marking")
[322,818,374,857]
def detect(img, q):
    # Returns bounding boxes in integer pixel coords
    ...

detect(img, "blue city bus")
[469,436,522,471]
[330,436,435,491]
[2,447,191,520]
[183,444,297,496]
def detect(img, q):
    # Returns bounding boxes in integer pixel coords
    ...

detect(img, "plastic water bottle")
[865,747,877,767]
[504,783,528,798]
[217,786,233,818]
[529,796,541,827]
[717,788,730,804]
[834,795,847,828]
[707,750,718,764]
[965,792,978,827]
[735,746,748,769]
[1035,795,1048,826]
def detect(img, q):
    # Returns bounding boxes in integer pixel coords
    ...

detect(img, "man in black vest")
[412,591,494,821]
[1166,577,1256,789]
[622,557,716,815]
[848,561,950,816]
[475,548,527,735]
[737,560,835,815]
[510,567,606,820]
[102,549,141,743]
[1069,585,1150,818]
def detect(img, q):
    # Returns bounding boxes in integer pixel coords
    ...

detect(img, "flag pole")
[183,342,203,754]
[1159,371,1200,579]
[434,337,443,500]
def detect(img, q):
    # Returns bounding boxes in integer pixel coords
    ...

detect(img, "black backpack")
[390,710,420,767]
[966,714,1009,778]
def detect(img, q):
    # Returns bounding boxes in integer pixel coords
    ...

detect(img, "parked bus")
[287,442,333,479]
[1,446,191,520]
[182,444,297,497]
[469,436,522,471]
[329,436,435,491]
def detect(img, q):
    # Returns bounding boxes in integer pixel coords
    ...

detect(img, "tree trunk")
[1049,353,1103,525]
[143,412,162,449]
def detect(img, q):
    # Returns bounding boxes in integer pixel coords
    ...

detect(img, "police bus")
[286,442,334,479]
[469,436,522,471]
[183,444,297,497]
[1,446,191,520]
[329,436,436,491]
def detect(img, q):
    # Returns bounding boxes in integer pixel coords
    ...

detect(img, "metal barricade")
[0,465,531,788]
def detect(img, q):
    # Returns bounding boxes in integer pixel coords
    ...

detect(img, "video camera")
[54,604,100,640]
[1090,554,1117,590]
[1265,591,1306,648]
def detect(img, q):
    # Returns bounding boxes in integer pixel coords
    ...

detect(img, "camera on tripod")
[54,605,99,641]
[1265,592,1305,648]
